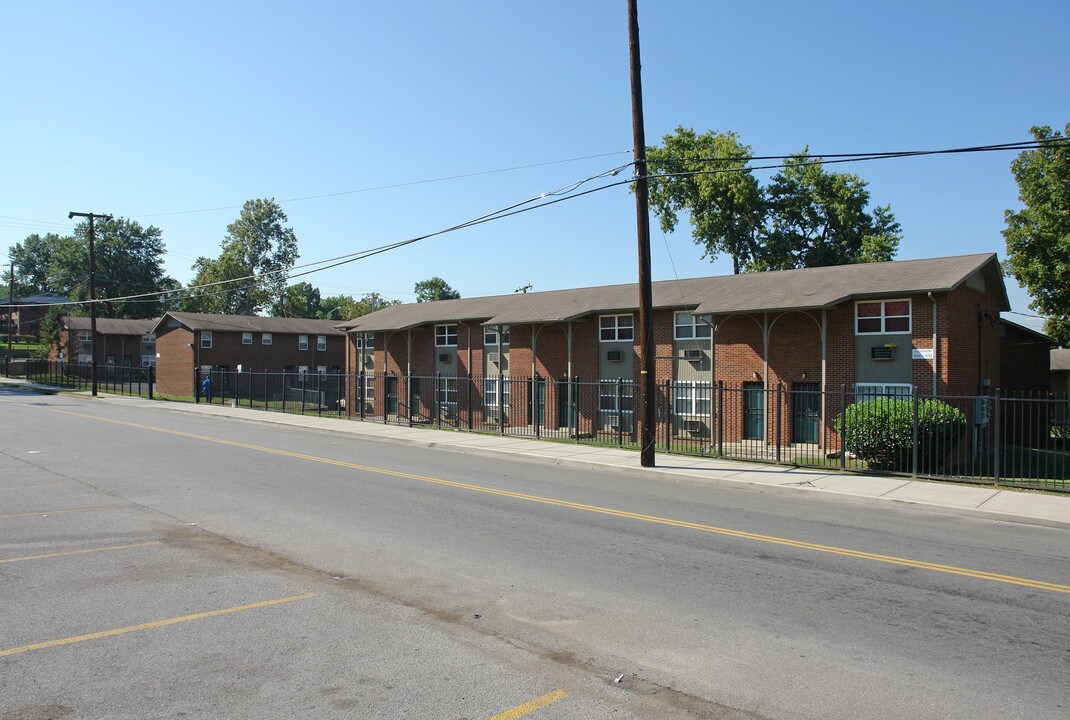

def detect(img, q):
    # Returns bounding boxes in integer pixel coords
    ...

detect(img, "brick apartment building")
[153,312,346,398]
[4,293,68,340]
[57,316,158,366]
[338,253,1049,444]
[1053,348,1070,397]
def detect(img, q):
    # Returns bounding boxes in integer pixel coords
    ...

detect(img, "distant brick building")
[338,253,1047,445]
[1053,348,1070,397]
[152,312,346,398]
[4,293,68,340]
[56,316,158,366]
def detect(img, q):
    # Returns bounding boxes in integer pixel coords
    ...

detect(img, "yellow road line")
[0,592,317,658]
[0,505,127,520]
[488,689,571,720]
[0,541,161,564]
[44,408,1070,595]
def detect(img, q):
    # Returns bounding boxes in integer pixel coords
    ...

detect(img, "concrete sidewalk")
[5,377,1070,530]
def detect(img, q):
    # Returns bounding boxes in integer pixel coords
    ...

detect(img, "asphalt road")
[1,387,1068,719]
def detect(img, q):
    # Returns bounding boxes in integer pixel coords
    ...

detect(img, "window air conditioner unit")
[683,419,704,434]
[871,346,894,361]
[363,355,373,366]
[487,352,500,363]
[607,350,624,362]
[438,353,450,363]
[485,408,500,422]
[682,349,703,361]
[441,405,455,419]
[605,413,621,430]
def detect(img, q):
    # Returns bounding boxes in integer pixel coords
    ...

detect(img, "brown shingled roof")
[153,312,346,336]
[1052,349,1070,372]
[64,316,158,335]
[338,253,1008,333]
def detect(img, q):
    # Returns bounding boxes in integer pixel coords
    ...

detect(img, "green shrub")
[838,398,967,471]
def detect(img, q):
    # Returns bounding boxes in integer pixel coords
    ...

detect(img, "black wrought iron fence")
[18,359,154,397]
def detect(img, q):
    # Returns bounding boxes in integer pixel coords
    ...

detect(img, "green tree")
[53,218,176,319]
[414,277,460,302]
[758,151,901,270]
[8,221,176,319]
[645,128,764,274]
[272,282,322,318]
[1003,123,1070,345]
[7,233,66,296]
[184,199,299,315]
[349,292,401,317]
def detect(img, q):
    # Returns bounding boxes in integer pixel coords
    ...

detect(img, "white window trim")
[855,299,912,335]
[242,332,253,345]
[78,330,92,342]
[262,333,272,345]
[484,325,510,346]
[435,324,458,347]
[201,331,213,349]
[317,335,327,351]
[298,335,309,351]
[599,314,634,343]
[673,311,711,341]
[673,381,712,416]
[854,383,914,399]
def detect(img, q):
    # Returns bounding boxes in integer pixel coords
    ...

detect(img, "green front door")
[529,378,545,426]
[743,382,765,440]
[385,376,398,415]
[558,378,578,428]
[792,382,820,443]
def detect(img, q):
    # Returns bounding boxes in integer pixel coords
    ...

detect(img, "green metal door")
[792,382,820,443]
[557,378,578,428]
[530,378,545,425]
[385,376,398,415]
[743,382,765,440]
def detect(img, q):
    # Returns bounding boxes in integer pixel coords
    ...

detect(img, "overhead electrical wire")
[5,137,1063,311]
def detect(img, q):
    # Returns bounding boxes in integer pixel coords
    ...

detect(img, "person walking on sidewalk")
[201,375,213,403]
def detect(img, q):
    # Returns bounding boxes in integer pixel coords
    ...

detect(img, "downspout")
[762,312,770,391]
[928,292,938,397]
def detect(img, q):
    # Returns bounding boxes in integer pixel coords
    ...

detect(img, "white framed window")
[363,375,375,402]
[317,365,327,378]
[438,378,458,406]
[484,377,510,407]
[142,334,155,347]
[242,332,253,345]
[298,335,309,351]
[436,324,458,347]
[599,380,635,414]
[599,314,634,342]
[674,312,711,340]
[298,365,309,379]
[262,333,272,345]
[317,335,327,351]
[855,383,913,400]
[673,381,712,416]
[856,299,911,335]
[201,331,213,349]
[78,330,92,342]
[364,333,375,349]
[484,325,510,346]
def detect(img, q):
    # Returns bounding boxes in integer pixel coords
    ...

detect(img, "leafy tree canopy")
[1003,123,1070,345]
[758,151,900,271]
[6,219,177,319]
[646,128,764,274]
[271,282,322,318]
[643,128,900,273]
[414,277,461,302]
[183,198,299,315]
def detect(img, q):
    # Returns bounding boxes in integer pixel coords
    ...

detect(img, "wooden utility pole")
[628,0,655,467]
[68,211,112,397]
[6,261,12,376]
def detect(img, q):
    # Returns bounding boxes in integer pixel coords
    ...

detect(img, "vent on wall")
[871,346,895,361]
[487,352,499,363]
[682,349,703,361]
[607,350,624,362]
[438,353,450,363]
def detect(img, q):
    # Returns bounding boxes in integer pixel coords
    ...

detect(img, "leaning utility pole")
[628,0,656,467]
[68,211,112,397]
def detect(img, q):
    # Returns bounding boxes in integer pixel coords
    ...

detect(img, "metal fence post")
[616,377,624,448]
[839,384,847,470]
[775,383,782,464]
[435,372,441,428]
[194,367,200,404]
[498,371,505,435]
[148,365,154,400]
[301,373,306,415]
[664,378,673,455]
[535,374,542,440]
[993,389,1001,486]
[912,387,919,477]
[717,380,724,457]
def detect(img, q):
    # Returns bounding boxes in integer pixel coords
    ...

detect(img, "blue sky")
[2,1,1067,329]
